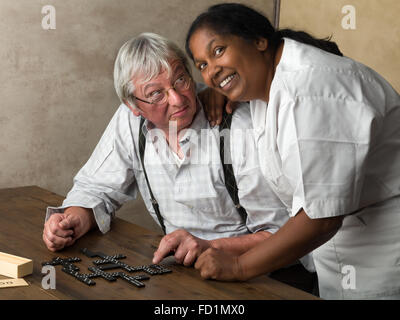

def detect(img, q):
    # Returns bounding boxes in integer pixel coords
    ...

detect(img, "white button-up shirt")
[46,101,291,244]
[252,38,400,299]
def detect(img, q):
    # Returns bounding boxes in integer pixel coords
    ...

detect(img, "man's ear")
[124,100,141,117]
[255,38,268,51]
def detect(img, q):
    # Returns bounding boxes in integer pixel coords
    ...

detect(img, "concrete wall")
[279,0,400,92]
[0,0,276,231]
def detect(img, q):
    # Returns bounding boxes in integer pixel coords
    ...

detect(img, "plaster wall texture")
[0,0,276,231]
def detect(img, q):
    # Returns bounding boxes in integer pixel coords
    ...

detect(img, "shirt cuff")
[249,225,280,235]
[291,197,356,219]
[46,201,112,234]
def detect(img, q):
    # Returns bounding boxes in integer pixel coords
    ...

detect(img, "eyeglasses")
[133,74,192,105]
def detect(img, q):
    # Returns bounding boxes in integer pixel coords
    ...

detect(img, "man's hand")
[152,229,212,266]
[42,206,96,252]
[195,248,243,281]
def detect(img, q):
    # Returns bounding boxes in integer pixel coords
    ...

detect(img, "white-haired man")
[42,33,315,292]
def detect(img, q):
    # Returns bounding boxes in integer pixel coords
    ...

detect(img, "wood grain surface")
[0,186,319,300]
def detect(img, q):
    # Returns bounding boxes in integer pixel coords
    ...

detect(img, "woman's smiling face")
[189,27,270,102]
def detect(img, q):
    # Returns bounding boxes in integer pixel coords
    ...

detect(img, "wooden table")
[0,186,319,300]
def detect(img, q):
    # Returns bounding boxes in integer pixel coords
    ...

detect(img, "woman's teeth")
[219,74,235,88]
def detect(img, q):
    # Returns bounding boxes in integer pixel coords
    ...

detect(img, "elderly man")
[42,33,314,287]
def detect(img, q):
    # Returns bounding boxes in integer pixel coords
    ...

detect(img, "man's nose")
[167,88,185,106]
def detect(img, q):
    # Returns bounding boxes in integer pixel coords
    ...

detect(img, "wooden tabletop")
[0,186,319,300]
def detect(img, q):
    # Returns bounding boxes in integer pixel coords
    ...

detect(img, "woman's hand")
[195,210,344,282]
[198,87,236,126]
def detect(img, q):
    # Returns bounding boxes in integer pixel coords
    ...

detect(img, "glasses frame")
[132,75,192,105]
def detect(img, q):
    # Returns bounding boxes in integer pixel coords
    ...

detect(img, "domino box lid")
[0,251,33,278]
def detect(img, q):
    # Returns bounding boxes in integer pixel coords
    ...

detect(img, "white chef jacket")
[46,100,295,248]
[251,38,400,299]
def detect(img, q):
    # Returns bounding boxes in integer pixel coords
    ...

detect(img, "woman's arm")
[198,87,236,126]
[195,209,344,281]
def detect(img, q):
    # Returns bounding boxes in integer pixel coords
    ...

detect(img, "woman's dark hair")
[185,3,343,60]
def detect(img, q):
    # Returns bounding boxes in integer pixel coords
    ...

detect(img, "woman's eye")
[198,63,207,71]
[214,47,224,56]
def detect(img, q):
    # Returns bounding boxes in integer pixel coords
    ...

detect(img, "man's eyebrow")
[143,82,161,93]
[142,65,186,92]
[171,64,186,75]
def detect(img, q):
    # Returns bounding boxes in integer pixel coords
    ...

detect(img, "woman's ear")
[255,38,268,51]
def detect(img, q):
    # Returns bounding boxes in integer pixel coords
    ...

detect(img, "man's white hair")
[114,32,192,108]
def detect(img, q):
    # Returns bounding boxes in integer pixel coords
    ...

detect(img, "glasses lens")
[150,76,191,105]
[175,76,190,92]
[150,93,166,104]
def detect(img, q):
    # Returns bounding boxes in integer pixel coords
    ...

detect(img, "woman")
[186,3,400,299]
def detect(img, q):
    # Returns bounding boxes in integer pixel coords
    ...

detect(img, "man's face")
[129,60,197,134]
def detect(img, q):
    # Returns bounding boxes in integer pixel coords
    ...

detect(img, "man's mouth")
[219,73,237,88]
[171,106,188,117]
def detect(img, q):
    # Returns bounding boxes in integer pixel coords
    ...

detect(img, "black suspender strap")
[138,109,248,235]
[138,117,167,235]
[219,109,248,223]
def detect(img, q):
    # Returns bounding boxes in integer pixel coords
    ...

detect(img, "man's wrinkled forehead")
[134,59,186,86]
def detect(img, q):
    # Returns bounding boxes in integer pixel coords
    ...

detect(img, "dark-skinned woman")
[186,3,400,299]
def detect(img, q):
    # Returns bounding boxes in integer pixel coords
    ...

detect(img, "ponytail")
[273,29,343,56]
